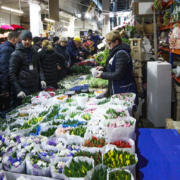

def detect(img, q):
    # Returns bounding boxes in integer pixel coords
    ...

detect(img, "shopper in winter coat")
[9,30,46,107]
[39,40,67,88]
[33,36,42,52]
[0,31,20,118]
[54,37,71,67]
[88,29,102,55]
[96,30,138,105]
[52,36,59,48]
[67,37,83,66]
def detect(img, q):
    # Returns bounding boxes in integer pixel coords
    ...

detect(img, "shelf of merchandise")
[159,47,170,52]
[162,0,174,10]
[171,49,180,55]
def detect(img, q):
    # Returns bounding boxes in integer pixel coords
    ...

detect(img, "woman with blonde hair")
[96,30,138,105]
[38,40,67,88]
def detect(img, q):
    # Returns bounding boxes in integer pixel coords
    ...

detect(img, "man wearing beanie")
[9,30,46,107]
[67,36,83,66]
[33,36,42,52]
[52,36,59,48]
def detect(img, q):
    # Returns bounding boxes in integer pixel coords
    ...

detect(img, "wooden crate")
[166,118,180,135]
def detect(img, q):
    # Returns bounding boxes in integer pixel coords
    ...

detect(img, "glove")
[79,57,83,61]
[17,91,26,98]
[41,81,46,89]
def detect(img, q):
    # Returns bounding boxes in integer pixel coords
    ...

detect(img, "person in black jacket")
[52,36,59,48]
[33,36,42,52]
[9,30,46,107]
[0,31,20,118]
[54,37,71,77]
[39,40,67,88]
[96,30,138,105]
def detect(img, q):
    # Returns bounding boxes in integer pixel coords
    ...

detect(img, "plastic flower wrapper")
[27,135,48,145]
[2,150,26,173]
[16,176,31,180]
[101,117,136,140]
[0,124,10,135]
[41,137,67,152]
[26,153,50,177]
[57,149,74,157]
[0,170,5,180]
[40,126,57,137]
[111,93,136,102]
[67,125,87,143]
[104,108,129,120]
[55,127,71,138]
[85,164,107,180]
[107,168,134,180]
[36,149,58,162]
[103,148,138,174]
[86,126,106,137]
[63,157,94,178]
[74,150,102,166]
[50,157,72,179]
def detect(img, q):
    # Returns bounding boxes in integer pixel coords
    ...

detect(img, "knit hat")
[88,29,93,34]
[33,36,41,44]
[20,30,32,40]
[60,37,68,42]
[53,36,59,43]
[73,37,81,43]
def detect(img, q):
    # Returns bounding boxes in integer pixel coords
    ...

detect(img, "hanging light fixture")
[1,6,23,14]
[44,18,55,23]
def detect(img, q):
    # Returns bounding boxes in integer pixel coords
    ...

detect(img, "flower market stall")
[0,76,138,180]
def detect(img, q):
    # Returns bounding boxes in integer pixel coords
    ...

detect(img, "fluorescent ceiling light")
[1,6,23,14]
[109,13,114,17]
[61,20,69,24]
[64,25,68,28]
[76,14,81,18]
[85,13,90,18]
[44,18,55,23]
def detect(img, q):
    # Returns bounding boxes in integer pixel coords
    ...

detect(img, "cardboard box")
[166,118,180,135]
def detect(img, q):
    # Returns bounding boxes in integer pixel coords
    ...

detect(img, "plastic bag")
[2,152,26,173]
[107,168,134,180]
[85,126,106,137]
[56,95,68,104]
[103,146,138,174]
[5,171,58,180]
[31,96,48,105]
[74,94,89,107]
[26,153,50,177]
[94,89,107,98]
[81,134,106,152]
[50,157,72,179]
[63,157,94,180]
[105,137,135,154]
[38,91,51,98]
[41,137,67,152]
[101,117,136,140]
[84,164,107,180]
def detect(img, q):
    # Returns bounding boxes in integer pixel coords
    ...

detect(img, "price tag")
[29,64,34,70]
[116,120,125,127]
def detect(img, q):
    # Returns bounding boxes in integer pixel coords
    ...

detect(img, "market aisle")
[137,128,180,180]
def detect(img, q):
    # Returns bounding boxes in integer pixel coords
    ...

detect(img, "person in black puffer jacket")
[9,30,46,107]
[96,30,138,105]
[39,40,67,88]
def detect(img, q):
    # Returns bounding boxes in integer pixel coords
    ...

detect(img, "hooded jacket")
[54,44,71,65]
[39,47,66,88]
[9,43,45,94]
[0,41,15,93]
[101,43,137,98]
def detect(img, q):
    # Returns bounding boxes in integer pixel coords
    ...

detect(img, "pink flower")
[1,25,14,30]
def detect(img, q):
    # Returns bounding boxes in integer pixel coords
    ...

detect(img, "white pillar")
[29,3,41,37]
[68,16,75,37]
[102,0,110,37]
